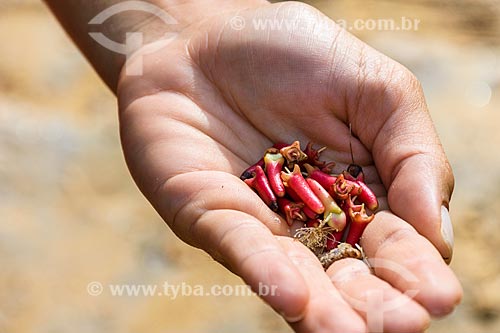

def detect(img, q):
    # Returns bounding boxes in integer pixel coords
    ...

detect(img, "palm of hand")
[116,3,460,332]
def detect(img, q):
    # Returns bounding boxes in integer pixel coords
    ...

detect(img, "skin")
[44,0,463,332]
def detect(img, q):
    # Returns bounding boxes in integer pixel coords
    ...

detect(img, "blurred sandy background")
[1,0,499,332]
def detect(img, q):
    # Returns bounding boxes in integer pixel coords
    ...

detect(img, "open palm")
[117,3,461,332]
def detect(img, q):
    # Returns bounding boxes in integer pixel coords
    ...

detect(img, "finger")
[328,258,430,333]
[153,170,309,320]
[387,149,454,263]
[350,63,454,262]
[362,211,462,317]
[277,237,366,333]
[160,171,291,239]
[182,206,310,320]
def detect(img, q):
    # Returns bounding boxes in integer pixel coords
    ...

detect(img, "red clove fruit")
[280,141,308,165]
[332,173,358,200]
[240,159,264,181]
[304,164,361,198]
[277,198,306,226]
[305,218,321,228]
[244,165,278,212]
[345,197,375,246]
[281,164,325,214]
[264,152,286,197]
[302,205,320,220]
[355,181,379,212]
[306,178,346,232]
[240,142,288,180]
[344,163,365,183]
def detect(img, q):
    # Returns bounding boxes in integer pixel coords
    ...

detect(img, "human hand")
[116,2,462,332]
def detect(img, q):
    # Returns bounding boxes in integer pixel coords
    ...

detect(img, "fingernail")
[281,311,305,323]
[440,206,454,263]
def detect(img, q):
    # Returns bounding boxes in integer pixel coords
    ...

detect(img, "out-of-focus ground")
[1,0,499,332]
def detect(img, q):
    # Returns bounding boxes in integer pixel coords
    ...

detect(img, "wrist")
[45,0,268,93]
[126,0,269,63]
[149,0,269,31]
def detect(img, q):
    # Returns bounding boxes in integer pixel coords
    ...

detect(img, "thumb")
[385,149,455,263]
[358,69,455,263]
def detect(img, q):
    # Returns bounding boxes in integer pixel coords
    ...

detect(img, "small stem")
[349,123,355,165]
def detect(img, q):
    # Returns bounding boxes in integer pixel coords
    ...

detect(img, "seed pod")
[244,165,278,212]
[305,218,321,228]
[326,230,345,251]
[344,163,365,183]
[345,198,375,246]
[277,198,306,226]
[325,236,337,251]
[280,141,308,165]
[304,163,336,189]
[240,159,264,180]
[355,181,379,212]
[281,164,325,214]
[264,152,286,197]
[332,173,357,200]
[240,142,288,180]
[320,162,336,174]
[303,142,329,168]
[305,164,361,197]
[329,229,345,247]
[284,185,302,203]
[306,178,346,232]
[302,205,320,220]
[285,188,321,219]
